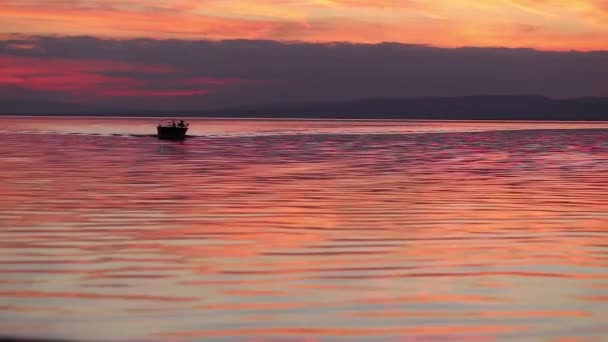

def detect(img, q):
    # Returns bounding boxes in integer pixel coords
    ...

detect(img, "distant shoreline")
[2,95,607,121]
[1,115,608,124]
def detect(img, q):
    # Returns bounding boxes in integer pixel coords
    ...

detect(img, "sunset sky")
[1,0,607,113]
[2,0,608,50]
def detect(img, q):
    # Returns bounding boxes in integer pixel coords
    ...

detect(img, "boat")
[157,119,189,141]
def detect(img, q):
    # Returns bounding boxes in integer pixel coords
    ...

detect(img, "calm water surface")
[0,117,607,341]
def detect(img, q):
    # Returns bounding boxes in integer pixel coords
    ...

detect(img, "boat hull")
[157,126,188,141]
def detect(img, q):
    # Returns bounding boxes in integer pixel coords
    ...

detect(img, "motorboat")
[157,119,189,141]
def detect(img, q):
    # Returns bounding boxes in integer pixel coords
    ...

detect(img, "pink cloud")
[0,54,246,99]
[101,89,210,97]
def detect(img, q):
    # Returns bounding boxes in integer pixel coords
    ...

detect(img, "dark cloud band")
[1,35,607,114]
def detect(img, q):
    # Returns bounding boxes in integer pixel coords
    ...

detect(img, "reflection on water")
[0,118,607,341]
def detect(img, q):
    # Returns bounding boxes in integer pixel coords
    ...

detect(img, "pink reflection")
[0,290,197,302]
[0,118,607,341]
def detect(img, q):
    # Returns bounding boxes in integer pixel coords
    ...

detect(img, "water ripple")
[0,118,607,341]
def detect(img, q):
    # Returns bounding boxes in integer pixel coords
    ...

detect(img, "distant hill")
[195,95,608,120]
[2,95,607,120]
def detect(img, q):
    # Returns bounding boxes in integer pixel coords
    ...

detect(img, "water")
[1,117,607,341]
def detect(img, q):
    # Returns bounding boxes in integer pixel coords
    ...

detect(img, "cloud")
[0,35,607,113]
[0,43,253,110]
[0,0,281,40]
[0,0,607,50]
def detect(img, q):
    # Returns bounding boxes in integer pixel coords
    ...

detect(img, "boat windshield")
[158,119,187,127]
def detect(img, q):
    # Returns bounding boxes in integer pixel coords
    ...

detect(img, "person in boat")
[172,121,176,127]
[178,120,185,127]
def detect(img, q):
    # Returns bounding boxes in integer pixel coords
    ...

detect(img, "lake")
[1,117,607,341]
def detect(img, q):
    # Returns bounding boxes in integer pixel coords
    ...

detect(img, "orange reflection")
[161,325,527,337]
[0,118,607,340]
[0,290,197,302]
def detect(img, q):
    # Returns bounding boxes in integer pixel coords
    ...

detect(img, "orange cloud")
[0,0,606,50]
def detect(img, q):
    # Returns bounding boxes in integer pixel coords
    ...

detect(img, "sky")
[2,0,608,50]
[1,0,607,113]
